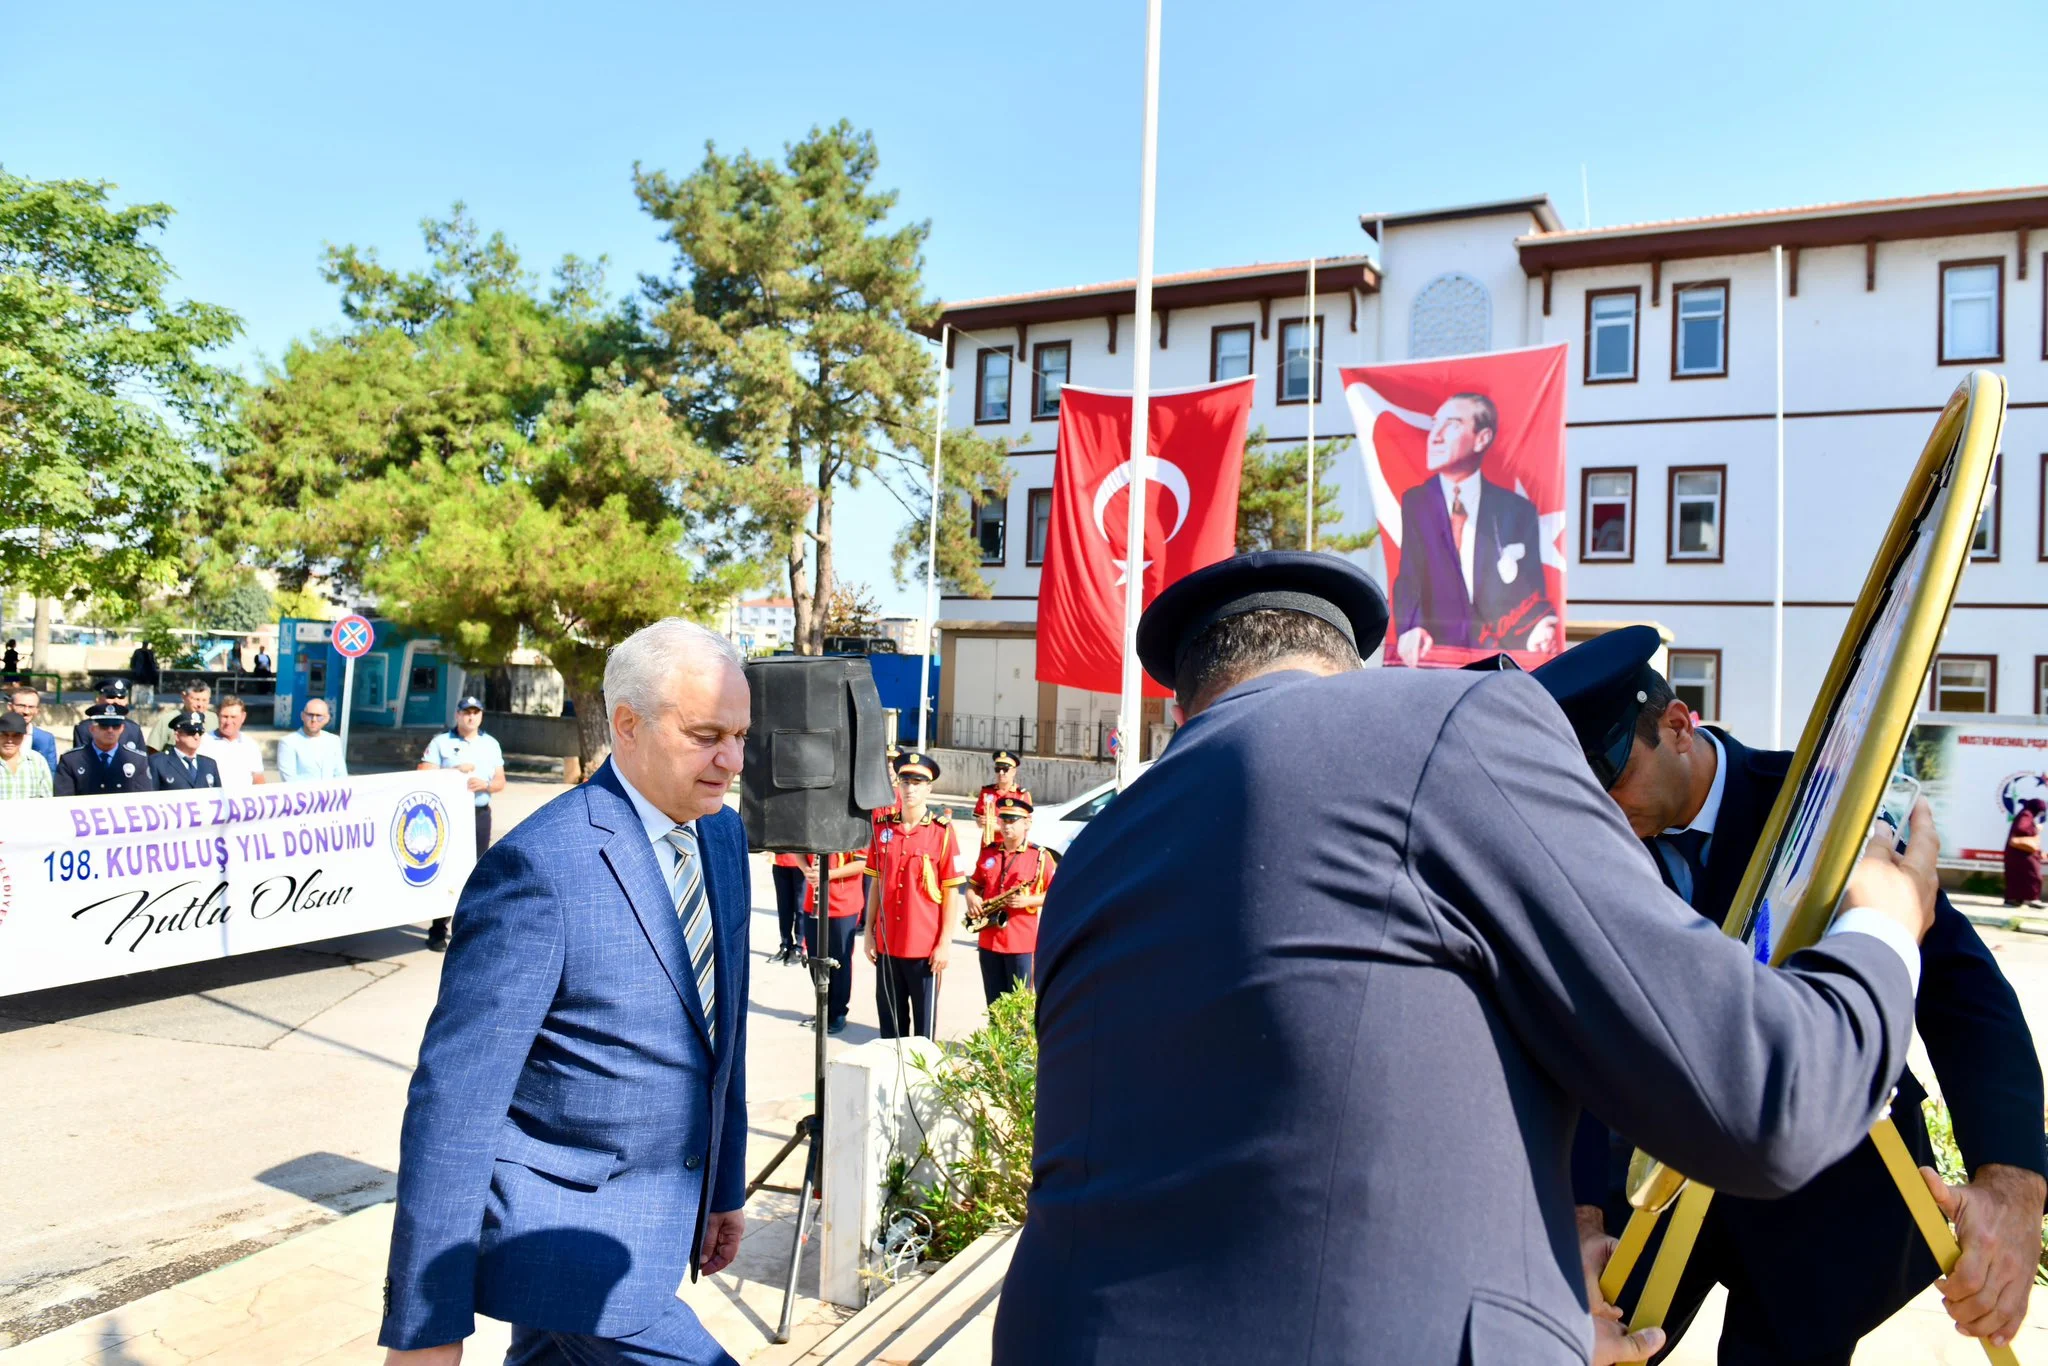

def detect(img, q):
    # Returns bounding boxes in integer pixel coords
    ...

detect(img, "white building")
[875,616,930,655]
[729,596,797,653]
[933,185,2048,755]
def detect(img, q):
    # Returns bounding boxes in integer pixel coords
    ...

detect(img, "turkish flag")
[1037,378,1253,696]
[1340,345,1569,669]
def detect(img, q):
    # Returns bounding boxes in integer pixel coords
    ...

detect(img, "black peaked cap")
[1529,625,1664,789]
[1136,550,1389,693]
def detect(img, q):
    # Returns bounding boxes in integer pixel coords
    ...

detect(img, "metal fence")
[933,712,1117,760]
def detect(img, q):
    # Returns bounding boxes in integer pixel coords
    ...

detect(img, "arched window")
[1409,273,1492,358]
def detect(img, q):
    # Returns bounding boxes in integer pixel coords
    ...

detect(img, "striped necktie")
[662,824,718,1048]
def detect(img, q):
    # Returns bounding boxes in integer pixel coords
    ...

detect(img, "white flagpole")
[1772,246,1786,748]
[918,324,947,751]
[1116,0,1163,791]
[1304,257,1317,550]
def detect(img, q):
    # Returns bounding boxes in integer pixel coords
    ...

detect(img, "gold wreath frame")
[1599,372,2014,1364]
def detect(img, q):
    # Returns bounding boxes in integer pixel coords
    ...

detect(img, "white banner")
[0,771,478,996]
[1908,714,2048,867]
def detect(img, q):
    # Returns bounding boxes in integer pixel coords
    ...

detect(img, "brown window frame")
[2038,453,2048,563]
[1666,464,1727,564]
[972,490,1007,565]
[1972,453,2002,561]
[1275,315,1325,405]
[1025,486,1053,566]
[1210,323,1255,383]
[1584,286,1641,384]
[1937,257,2005,365]
[974,346,1015,425]
[1667,648,1724,722]
[1031,341,1070,421]
[1579,466,1637,562]
[2036,655,2048,716]
[2041,254,2048,361]
[1929,653,1999,713]
[1670,279,1730,380]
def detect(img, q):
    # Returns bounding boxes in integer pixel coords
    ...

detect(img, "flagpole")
[918,324,947,752]
[1304,256,1317,550]
[1116,0,1163,791]
[1771,246,1786,748]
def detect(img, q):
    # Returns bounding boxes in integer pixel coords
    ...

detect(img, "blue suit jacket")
[994,668,1915,1365]
[29,726,56,772]
[380,760,751,1350]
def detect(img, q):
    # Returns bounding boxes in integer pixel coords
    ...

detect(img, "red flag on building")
[1037,378,1254,696]
[1340,344,1569,669]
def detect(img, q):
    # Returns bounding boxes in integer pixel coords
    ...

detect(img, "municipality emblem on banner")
[392,792,451,887]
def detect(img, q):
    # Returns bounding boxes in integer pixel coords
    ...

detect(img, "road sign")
[332,615,374,659]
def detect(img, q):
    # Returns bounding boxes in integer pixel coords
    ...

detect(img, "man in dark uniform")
[974,749,1031,844]
[56,704,157,795]
[965,792,1052,1005]
[863,750,963,1040]
[71,678,147,754]
[994,551,1942,1366]
[149,711,223,791]
[1534,626,2047,1361]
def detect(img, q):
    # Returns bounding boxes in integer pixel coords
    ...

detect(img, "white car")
[1034,762,1152,857]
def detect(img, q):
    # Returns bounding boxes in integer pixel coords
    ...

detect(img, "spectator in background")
[2004,798,2045,910]
[0,712,53,800]
[415,695,504,952]
[129,641,160,688]
[253,643,273,676]
[148,680,219,751]
[201,695,266,787]
[277,698,346,781]
[10,687,58,773]
[2,639,19,678]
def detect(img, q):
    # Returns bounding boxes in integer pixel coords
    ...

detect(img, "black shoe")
[827,1016,848,1035]
[425,931,448,953]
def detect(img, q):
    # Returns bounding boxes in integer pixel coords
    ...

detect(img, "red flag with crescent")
[1036,377,1253,696]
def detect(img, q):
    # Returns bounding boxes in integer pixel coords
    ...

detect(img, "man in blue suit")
[381,618,754,1366]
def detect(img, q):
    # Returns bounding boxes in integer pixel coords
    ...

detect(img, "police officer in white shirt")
[417,694,505,951]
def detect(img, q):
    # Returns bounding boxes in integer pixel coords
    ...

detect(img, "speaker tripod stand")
[745,890,834,1344]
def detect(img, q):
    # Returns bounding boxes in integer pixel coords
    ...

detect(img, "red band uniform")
[968,792,1053,1005]
[864,750,962,1039]
[974,749,1031,844]
[802,851,868,1033]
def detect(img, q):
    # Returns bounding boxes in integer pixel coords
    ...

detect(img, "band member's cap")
[991,749,1019,769]
[1530,625,1664,791]
[992,792,1032,815]
[1136,550,1390,692]
[171,710,208,734]
[893,750,939,781]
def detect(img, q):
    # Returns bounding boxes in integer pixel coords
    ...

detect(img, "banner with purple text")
[0,771,477,996]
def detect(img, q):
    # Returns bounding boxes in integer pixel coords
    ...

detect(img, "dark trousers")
[505,1296,738,1365]
[875,953,937,1039]
[431,805,492,941]
[820,914,859,1022]
[978,949,1033,1006]
[770,865,806,950]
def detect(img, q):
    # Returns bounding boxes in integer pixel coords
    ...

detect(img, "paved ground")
[0,778,994,1359]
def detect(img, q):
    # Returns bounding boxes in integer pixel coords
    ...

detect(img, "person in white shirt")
[415,695,505,951]
[201,695,268,787]
[276,698,346,782]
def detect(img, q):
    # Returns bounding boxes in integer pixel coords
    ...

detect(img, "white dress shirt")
[1438,470,1481,601]
[612,764,698,885]
[1663,730,1920,993]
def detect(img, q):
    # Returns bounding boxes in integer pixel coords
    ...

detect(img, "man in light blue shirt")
[416,695,505,951]
[276,698,347,782]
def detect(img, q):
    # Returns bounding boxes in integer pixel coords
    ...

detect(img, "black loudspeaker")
[742,655,894,854]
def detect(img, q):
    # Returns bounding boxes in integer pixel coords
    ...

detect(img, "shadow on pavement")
[255,1151,399,1213]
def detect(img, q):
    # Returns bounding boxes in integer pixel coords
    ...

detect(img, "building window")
[1668,466,1725,562]
[1581,467,1635,561]
[975,347,1013,423]
[1026,487,1053,565]
[1585,288,1640,383]
[1672,282,1728,378]
[1277,316,1323,404]
[1940,260,2003,363]
[1211,324,1253,382]
[1668,650,1721,721]
[974,492,1006,564]
[1973,454,2001,560]
[1409,272,1492,358]
[2036,656,2048,716]
[1032,342,1069,420]
[1930,655,1996,713]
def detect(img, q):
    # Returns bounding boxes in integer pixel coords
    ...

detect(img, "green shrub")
[899,986,1037,1262]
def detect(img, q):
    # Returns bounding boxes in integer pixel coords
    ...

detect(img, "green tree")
[636,122,1011,652]
[213,209,756,768]
[189,577,276,633]
[821,580,883,638]
[1234,427,1376,555]
[0,170,246,664]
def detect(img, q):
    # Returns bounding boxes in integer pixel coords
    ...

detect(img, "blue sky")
[6,0,2044,614]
